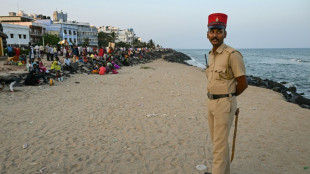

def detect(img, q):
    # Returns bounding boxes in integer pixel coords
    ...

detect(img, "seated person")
[105,64,111,74]
[55,70,63,82]
[63,57,75,73]
[110,64,118,74]
[25,64,47,85]
[112,61,120,69]
[50,57,62,71]
[19,54,26,64]
[90,54,96,60]
[92,64,99,74]
[37,57,47,72]
[99,64,106,75]
[83,56,88,63]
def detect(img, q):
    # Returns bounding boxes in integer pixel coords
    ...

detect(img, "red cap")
[208,13,228,29]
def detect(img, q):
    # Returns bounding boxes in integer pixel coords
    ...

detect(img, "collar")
[211,43,226,55]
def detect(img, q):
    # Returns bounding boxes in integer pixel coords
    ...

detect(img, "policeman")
[205,13,248,174]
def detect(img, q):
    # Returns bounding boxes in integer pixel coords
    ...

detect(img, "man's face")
[207,28,227,48]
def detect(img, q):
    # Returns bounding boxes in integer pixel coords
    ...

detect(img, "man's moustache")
[211,38,218,41]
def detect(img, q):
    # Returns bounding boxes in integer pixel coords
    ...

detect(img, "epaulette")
[224,45,242,57]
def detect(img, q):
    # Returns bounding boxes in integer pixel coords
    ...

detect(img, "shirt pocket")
[214,66,227,80]
[215,66,234,80]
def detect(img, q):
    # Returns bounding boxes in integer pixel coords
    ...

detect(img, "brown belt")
[207,93,236,100]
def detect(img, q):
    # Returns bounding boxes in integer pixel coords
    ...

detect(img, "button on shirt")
[206,43,246,94]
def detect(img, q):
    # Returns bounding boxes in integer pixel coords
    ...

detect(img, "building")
[118,28,135,44]
[35,19,61,36]
[52,21,78,45]
[77,23,98,46]
[0,11,45,45]
[97,26,136,45]
[53,11,68,22]
[51,11,97,46]
[97,26,120,34]
[1,23,29,46]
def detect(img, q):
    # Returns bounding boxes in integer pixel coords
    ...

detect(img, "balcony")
[29,31,43,36]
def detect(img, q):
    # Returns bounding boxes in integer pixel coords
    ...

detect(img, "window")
[10,34,14,38]
[69,38,72,42]
[23,35,26,39]
[19,34,22,39]
[64,30,67,34]
[73,31,76,35]
[69,30,72,35]
[74,38,76,42]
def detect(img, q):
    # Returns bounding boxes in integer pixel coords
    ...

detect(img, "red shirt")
[99,66,106,75]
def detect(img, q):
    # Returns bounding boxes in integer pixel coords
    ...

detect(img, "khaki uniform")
[206,43,246,174]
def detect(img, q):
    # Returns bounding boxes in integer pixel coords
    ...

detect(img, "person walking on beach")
[205,13,248,174]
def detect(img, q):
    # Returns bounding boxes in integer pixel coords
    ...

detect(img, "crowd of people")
[23,44,153,86]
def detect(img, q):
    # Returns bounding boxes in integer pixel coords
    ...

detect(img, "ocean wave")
[290,58,310,63]
[185,56,206,69]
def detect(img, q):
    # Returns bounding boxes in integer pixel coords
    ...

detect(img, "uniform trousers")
[207,96,237,174]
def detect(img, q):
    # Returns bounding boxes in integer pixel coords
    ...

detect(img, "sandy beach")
[1,59,310,174]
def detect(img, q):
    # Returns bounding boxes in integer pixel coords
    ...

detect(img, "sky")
[0,0,309,49]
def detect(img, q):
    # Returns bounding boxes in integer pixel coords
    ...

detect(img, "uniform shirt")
[206,43,246,94]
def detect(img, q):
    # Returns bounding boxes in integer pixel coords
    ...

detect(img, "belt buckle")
[208,93,214,100]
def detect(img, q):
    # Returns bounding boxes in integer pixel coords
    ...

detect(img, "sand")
[1,59,310,174]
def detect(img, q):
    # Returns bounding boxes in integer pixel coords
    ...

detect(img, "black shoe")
[204,172,212,174]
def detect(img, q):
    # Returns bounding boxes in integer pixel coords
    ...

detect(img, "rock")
[63,71,70,74]
[82,67,90,72]
[288,86,297,93]
[290,95,310,108]
[272,87,281,92]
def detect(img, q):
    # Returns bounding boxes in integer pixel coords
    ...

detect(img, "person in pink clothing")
[99,64,106,75]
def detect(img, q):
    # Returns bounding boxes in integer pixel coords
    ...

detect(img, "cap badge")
[216,17,219,22]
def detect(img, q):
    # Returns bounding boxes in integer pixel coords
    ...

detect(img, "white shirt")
[64,58,71,65]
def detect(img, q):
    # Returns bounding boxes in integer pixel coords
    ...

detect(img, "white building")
[77,23,98,46]
[2,23,30,46]
[118,28,135,44]
[97,26,120,34]
[97,26,135,45]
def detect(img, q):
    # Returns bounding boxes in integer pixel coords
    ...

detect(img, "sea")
[176,48,310,99]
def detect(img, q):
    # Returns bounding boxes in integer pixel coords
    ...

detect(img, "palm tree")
[147,39,155,48]
[110,31,117,43]
[98,31,111,47]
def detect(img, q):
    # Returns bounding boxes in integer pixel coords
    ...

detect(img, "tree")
[82,37,90,47]
[147,39,155,48]
[38,34,60,46]
[110,31,117,43]
[98,31,111,47]
[116,41,131,48]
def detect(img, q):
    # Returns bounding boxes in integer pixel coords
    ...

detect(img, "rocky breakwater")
[162,50,192,66]
[247,75,310,109]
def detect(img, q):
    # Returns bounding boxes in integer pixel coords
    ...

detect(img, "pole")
[231,108,239,162]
